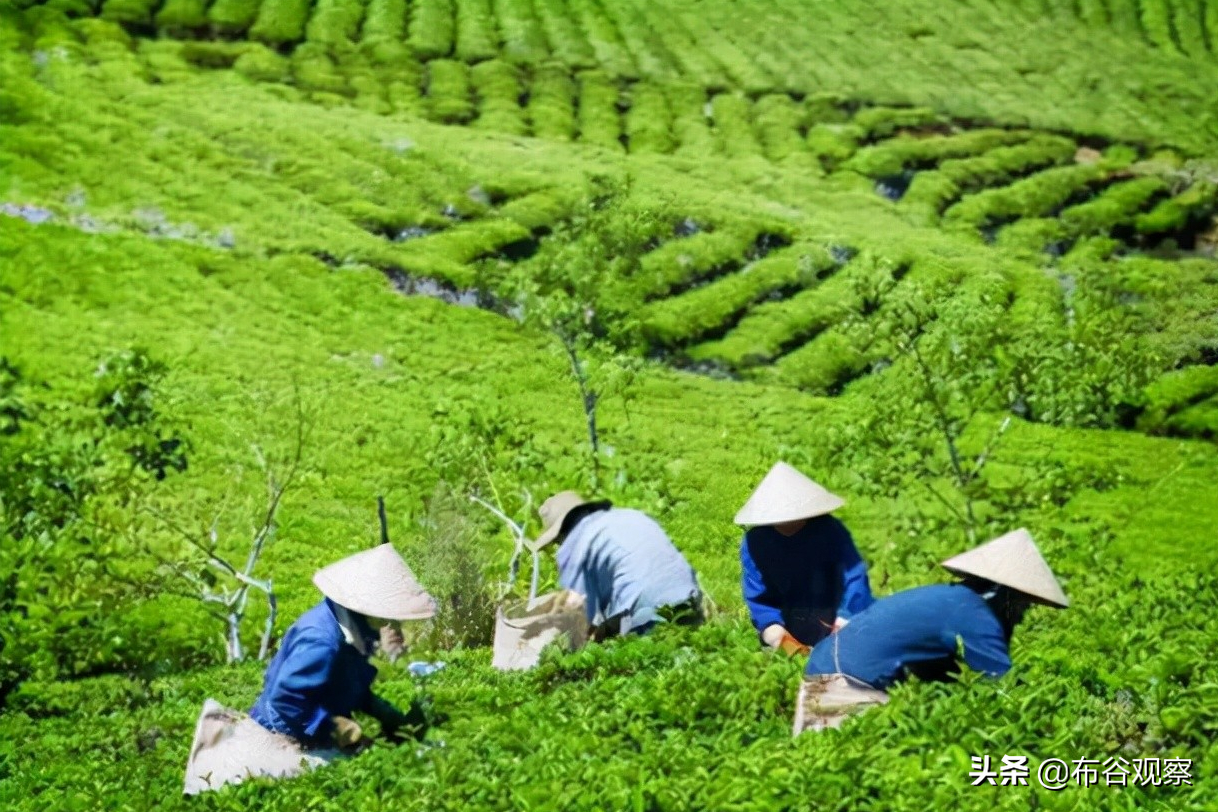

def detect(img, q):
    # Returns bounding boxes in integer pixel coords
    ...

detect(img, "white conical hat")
[312,543,437,621]
[941,528,1069,608]
[733,462,845,526]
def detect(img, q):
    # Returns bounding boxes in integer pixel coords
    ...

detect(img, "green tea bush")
[1136,365,1218,435]
[806,122,862,171]
[425,58,475,123]
[751,93,805,163]
[994,216,1070,255]
[575,69,622,150]
[497,188,579,231]
[527,63,575,140]
[625,81,673,154]
[206,0,261,35]
[532,0,596,69]
[359,0,406,40]
[153,0,208,33]
[453,0,498,62]
[1135,181,1218,235]
[471,59,525,135]
[594,0,677,80]
[565,0,634,76]
[635,3,727,89]
[493,0,548,64]
[673,4,772,92]
[640,245,835,347]
[667,82,715,157]
[233,41,290,82]
[98,0,156,25]
[853,105,941,140]
[408,0,455,59]
[901,134,1077,222]
[397,218,534,285]
[292,42,350,95]
[305,0,366,48]
[1138,0,1180,53]
[689,250,880,367]
[711,92,762,159]
[944,163,1106,230]
[632,227,766,300]
[1059,175,1168,236]
[249,0,311,45]
[845,129,1032,178]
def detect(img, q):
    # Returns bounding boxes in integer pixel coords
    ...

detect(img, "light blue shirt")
[556,508,701,634]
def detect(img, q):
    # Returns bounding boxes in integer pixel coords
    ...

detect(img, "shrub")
[944,163,1106,230]
[532,0,596,70]
[207,0,261,35]
[575,69,622,151]
[710,92,762,159]
[631,227,767,300]
[1059,175,1168,236]
[493,0,550,65]
[1135,181,1218,235]
[625,81,673,154]
[454,0,498,62]
[408,0,454,59]
[806,122,861,171]
[471,59,525,134]
[233,43,291,83]
[154,0,209,33]
[1136,365,1218,435]
[360,0,407,41]
[292,42,351,95]
[752,94,806,163]
[565,0,635,76]
[593,0,677,80]
[640,246,835,348]
[99,0,157,24]
[667,82,715,157]
[527,63,575,140]
[426,58,475,124]
[844,129,1032,178]
[852,106,941,140]
[305,0,366,47]
[249,0,312,45]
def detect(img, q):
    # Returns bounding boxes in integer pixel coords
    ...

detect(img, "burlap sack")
[491,589,588,671]
[792,673,889,736]
[183,699,341,795]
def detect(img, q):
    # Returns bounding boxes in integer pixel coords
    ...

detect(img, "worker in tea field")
[793,528,1068,734]
[736,462,873,656]
[183,543,437,794]
[531,491,704,640]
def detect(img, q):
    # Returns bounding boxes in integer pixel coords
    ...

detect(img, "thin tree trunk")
[258,586,277,661]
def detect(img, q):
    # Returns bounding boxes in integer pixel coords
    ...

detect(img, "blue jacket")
[250,599,378,746]
[740,515,873,646]
[557,508,701,634]
[805,584,1012,689]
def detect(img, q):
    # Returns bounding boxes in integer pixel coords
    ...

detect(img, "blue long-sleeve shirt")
[250,599,378,746]
[557,507,701,634]
[805,584,1012,689]
[740,514,873,646]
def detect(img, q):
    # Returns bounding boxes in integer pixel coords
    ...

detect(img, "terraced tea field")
[4,0,1218,808]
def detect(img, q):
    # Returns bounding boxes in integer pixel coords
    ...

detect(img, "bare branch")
[469,494,527,540]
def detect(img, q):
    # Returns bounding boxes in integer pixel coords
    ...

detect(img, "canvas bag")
[792,673,890,736]
[492,589,588,671]
[183,699,341,795]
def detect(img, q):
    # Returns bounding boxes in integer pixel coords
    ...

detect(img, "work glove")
[778,633,811,657]
[331,716,371,752]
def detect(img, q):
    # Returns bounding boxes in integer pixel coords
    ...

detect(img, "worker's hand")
[778,633,811,657]
[365,694,418,738]
[761,624,788,649]
[331,716,370,752]
[379,623,406,663]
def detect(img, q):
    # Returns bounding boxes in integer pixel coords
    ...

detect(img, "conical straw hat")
[312,543,437,621]
[941,528,1069,608]
[529,491,611,551]
[733,462,845,526]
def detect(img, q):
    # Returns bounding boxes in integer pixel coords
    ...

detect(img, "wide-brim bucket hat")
[313,543,438,621]
[941,528,1069,608]
[734,462,845,526]
[529,491,611,551]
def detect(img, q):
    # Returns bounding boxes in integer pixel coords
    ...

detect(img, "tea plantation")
[2,0,1217,808]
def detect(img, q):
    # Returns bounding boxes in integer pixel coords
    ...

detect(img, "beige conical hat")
[941,528,1069,608]
[733,462,845,526]
[312,543,437,621]
[529,491,612,551]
